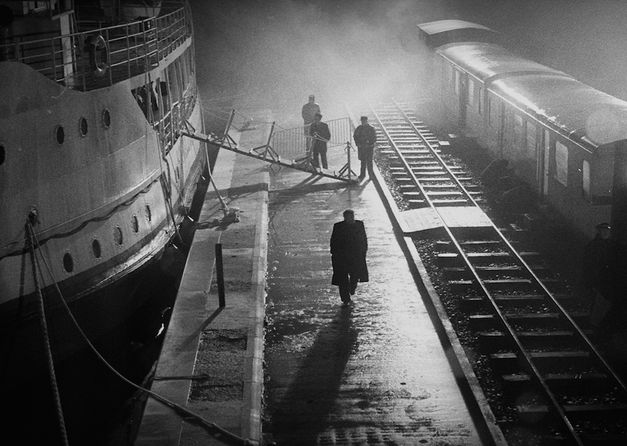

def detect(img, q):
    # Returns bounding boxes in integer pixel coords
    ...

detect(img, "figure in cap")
[353,115,377,180]
[309,111,331,169]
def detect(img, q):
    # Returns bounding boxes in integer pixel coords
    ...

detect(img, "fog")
[190,0,627,131]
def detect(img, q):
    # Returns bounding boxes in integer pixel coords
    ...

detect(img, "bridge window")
[554,141,568,186]
[55,125,65,145]
[79,117,88,137]
[63,253,74,273]
[468,78,475,106]
[92,239,102,258]
[102,109,111,128]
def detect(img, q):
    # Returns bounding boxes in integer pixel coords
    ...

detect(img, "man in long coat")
[353,115,377,179]
[330,209,369,304]
[309,112,331,169]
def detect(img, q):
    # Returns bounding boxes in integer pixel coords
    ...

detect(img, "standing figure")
[309,112,331,169]
[582,222,620,331]
[301,94,320,152]
[353,115,377,179]
[331,209,369,304]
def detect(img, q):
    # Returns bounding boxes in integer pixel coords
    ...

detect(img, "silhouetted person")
[309,112,330,169]
[302,94,320,153]
[301,94,320,127]
[331,209,368,304]
[582,222,620,331]
[353,115,377,180]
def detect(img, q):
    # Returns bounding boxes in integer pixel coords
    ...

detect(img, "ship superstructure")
[0,0,206,368]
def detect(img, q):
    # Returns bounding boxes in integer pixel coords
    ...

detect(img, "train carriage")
[418,20,627,242]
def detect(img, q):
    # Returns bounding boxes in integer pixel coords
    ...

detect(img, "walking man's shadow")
[270,306,357,445]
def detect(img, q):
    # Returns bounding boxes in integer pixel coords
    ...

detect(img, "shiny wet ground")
[264,160,481,445]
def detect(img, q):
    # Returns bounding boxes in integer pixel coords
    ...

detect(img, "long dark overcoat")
[353,123,376,160]
[330,220,369,285]
[309,121,331,152]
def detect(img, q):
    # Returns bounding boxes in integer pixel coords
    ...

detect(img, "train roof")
[491,75,627,147]
[438,42,627,147]
[438,43,567,81]
[417,20,498,48]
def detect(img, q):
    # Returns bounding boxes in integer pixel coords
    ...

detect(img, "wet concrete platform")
[264,150,483,444]
[135,109,271,446]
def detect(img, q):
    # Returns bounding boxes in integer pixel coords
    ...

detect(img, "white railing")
[0,3,191,91]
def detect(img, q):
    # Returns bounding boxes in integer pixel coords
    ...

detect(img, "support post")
[215,243,226,307]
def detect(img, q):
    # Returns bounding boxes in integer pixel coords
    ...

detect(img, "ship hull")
[0,59,208,380]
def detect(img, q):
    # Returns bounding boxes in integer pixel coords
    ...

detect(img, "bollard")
[215,243,225,307]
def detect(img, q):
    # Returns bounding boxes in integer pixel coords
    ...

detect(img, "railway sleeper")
[469,312,590,330]
[516,402,627,418]
[462,293,575,309]
[478,329,592,351]
[489,351,591,373]
[500,423,627,446]
[437,251,541,266]
[442,265,548,278]
[502,372,609,395]
[432,198,473,206]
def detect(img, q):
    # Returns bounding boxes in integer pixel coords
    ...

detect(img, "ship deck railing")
[0,2,192,91]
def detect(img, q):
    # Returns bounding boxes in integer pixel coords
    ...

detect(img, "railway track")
[369,102,627,445]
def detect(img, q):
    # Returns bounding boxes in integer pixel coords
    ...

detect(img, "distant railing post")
[215,243,226,307]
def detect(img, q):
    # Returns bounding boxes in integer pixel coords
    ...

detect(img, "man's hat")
[360,115,368,121]
[596,222,611,229]
[309,94,315,99]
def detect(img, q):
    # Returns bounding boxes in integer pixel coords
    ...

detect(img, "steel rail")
[370,103,585,445]
[392,101,627,397]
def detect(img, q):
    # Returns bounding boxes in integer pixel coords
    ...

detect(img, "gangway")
[182,110,358,183]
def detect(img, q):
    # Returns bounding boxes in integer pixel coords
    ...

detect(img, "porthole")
[92,239,102,258]
[79,117,88,137]
[114,226,123,245]
[63,253,74,273]
[131,215,139,233]
[145,205,152,222]
[102,109,111,128]
[0,145,5,166]
[55,125,65,144]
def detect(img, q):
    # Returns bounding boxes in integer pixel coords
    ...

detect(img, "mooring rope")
[25,220,256,446]
[25,219,70,446]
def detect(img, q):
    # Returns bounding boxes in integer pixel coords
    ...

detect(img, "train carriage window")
[555,141,569,186]
[514,115,524,146]
[488,95,499,128]
[447,64,454,89]
[454,70,460,96]
[527,122,536,156]
[582,160,591,199]
[477,86,483,114]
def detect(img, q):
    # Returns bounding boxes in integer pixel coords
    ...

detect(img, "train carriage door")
[540,129,551,196]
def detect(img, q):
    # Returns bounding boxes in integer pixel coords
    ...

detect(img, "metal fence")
[0,3,191,91]
[271,117,353,160]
